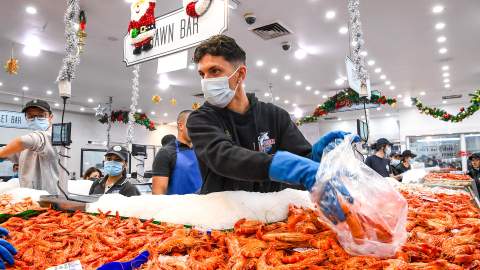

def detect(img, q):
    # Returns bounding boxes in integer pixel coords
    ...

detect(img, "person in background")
[187,35,355,194]
[161,134,176,147]
[394,150,417,175]
[11,164,19,179]
[468,153,480,181]
[390,153,401,167]
[365,138,393,177]
[0,100,59,194]
[89,145,140,197]
[151,110,202,195]
[390,153,402,176]
[83,167,102,180]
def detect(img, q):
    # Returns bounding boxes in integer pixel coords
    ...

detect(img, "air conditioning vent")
[324,117,338,121]
[250,22,292,40]
[442,94,462,100]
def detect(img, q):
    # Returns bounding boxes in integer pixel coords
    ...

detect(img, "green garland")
[297,89,397,125]
[98,110,156,131]
[412,90,480,123]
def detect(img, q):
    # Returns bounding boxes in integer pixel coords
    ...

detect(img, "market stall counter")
[0,183,480,269]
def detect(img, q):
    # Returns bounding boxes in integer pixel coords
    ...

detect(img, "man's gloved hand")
[269,151,319,190]
[312,131,360,162]
[0,227,17,269]
[97,250,149,270]
[317,177,354,225]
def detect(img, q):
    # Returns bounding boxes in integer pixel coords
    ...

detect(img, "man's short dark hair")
[193,35,246,65]
[177,110,192,124]
[161,134,176,146]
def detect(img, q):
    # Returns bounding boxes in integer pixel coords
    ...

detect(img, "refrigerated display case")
[407,134,462,170]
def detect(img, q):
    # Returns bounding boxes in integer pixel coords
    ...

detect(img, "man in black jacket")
[187,35,353,195]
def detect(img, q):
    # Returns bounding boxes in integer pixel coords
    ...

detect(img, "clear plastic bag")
[310,135,408,258]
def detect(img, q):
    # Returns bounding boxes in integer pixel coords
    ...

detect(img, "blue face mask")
[103,161,124,176]
[27,117,50,131]
[201,67,241,108]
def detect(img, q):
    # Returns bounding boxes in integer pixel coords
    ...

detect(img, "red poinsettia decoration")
[99,110,156,131]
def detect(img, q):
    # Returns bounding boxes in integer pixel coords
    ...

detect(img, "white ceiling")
[0,0,479,123]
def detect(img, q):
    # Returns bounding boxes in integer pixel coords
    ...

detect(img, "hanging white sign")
[346,56,371,98]
[0,111,28,129]
[123,0,228,66]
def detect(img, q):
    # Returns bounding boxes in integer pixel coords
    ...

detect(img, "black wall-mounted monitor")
[51,123,72,146]
[357,119,369,142]
[132,144,147,157]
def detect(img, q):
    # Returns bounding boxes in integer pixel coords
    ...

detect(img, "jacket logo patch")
[225,129,232,140]
[258,132,275,153]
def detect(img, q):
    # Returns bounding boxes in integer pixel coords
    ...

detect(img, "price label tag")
[46,260,83,270]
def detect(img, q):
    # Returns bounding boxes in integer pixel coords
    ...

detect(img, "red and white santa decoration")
[128,0,156,55]
[184,0,212,18]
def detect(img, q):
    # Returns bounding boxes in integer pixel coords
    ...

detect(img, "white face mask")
[384,146,392,157]
[390,159,400,166]
[201,67,241,108]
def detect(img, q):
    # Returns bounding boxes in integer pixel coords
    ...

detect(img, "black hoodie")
[187,93,312,194]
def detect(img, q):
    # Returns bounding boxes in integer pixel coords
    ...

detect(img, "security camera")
[281,42,291,51]
[244,13,256,25]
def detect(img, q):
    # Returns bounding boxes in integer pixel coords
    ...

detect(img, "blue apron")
[167,141,203,195]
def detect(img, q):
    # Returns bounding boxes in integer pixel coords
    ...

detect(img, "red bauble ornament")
[460,107,465,112]
[186,2,198,17]
[185,0,212,18]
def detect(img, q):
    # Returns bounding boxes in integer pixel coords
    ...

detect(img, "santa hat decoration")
[185,0,212,17]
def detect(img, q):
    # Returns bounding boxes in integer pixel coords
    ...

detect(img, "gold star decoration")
[152,95,162,104]
[192,102,201,110]
[4,57,19,75]
[170,98,177,106]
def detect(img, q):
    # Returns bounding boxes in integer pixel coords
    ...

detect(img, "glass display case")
[408,134,462,170]
[80,148,107,178]
[466,134,480,155]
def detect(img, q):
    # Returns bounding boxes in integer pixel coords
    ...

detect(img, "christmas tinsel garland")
[297,89,397,125]
[98,110,156,131]
[412,90,480,123]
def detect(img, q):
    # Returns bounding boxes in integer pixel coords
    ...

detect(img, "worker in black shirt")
[468,153,480,181]
[365,138,393,177]
[89,145,140,197]
[394,150,417,175]
[151,110,202,195]
[161,134,176,147]
[187,35,354,196]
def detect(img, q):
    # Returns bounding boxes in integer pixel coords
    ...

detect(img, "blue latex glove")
[97,251,149,270]
[0,227,17,269]
[269,152,356,225]
[318,176,354,225]
[311,131,360,162]
[269,151,319,190]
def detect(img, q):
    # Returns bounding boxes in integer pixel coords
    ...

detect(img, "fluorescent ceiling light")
[338,26,348,34]
[25,6,37,14]
[23,36,42,57]
[437,36,447,43]
[432,5,444,14]
[417,138,460,143]
[325,10,336,20]
[294,49,307,60]
[435,22,446,30]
